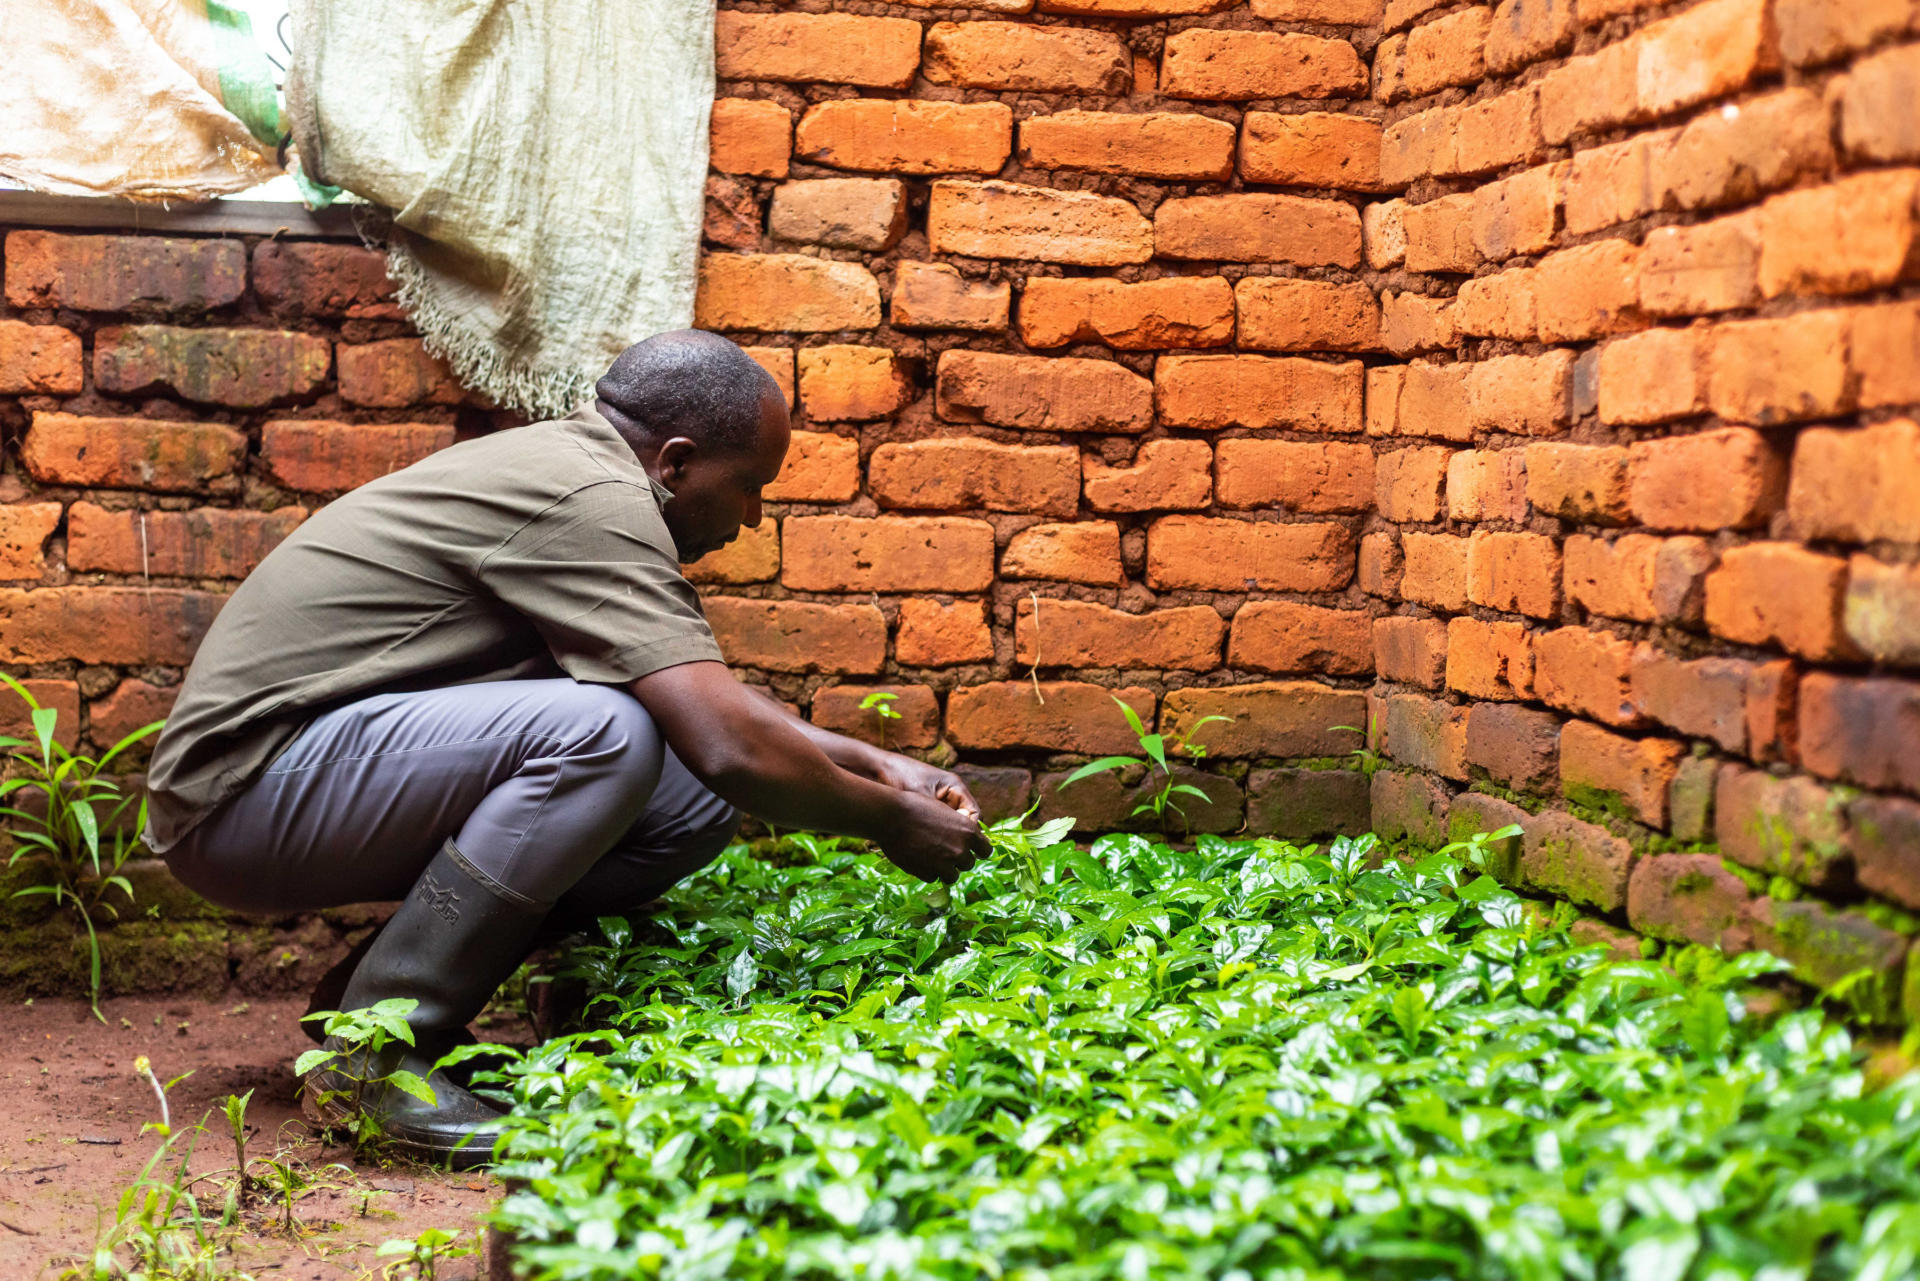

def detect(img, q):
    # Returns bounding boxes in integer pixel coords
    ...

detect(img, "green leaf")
[383,1069,438,1106]
[293,1050,336,1076]
[1112,695,1147,742]
[1057,756,1140,789]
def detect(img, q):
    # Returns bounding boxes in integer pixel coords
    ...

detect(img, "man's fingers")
[936,778,983,820]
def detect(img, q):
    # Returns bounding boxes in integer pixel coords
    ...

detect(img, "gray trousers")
[163,678,738,923]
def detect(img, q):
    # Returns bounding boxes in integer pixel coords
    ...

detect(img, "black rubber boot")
[302,839,546,1170]
[302,926,382,1045]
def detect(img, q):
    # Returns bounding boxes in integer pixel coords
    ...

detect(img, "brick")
[1380,106,1457,187]
[1487,0,1576,71]
[1776,0,1917,66]
[1854,300,1920,410]
[1394,363,1469,442]
[1250,0,1384,20]
[1146,516,1355,591]
[1466,702,1563,791]
[260,420,454,494]
[1627,853,1755,950]
[1787,420,1920,543]
[1629,647,1749,752]
[1842,43,1920,163]
[797,346,911,422]
[925,21,1128,93]
[684,521,781,584]
[1563,132,1670,236]
[766,432,859,504]
[783,515,994,593]
[1084,440,1213,512]
[1401,7,1491,98]
[1375,445,1449,522]
[1402,194,1477,274]
[0,503,62,580]
[891,263,1009,333]
[1360,531,1404,596]
[1748,898,1909,1024]
[1016,598,1222,671]
[1639,211,1761,316]
[0,587,221,665]
[936,351,1153,433]
[1846,554,1920,667]
[770,179,908,252]
[1657,87,1834,212]
[1456,87,1545,175]
[1707,311,1853,426]
[1520,810,1635,911]
[1634,0,1781,119]
[1745,660,1799,766]
[1367,366,1404,437]
[1371,769,1452,846]
[0,678,80,750]
[1239,112,1384,189]
[95,323,334,406]
[338,339,465,408]
[1002,522,1124,584]
[1714,763,1853,886]
[705,598,888,675]
[1565,533,1712,625]
[749,347,799,405]
[66,503,305,579]
[710,99,791,178]
[20,414,246,493]
[1372,31,1409,100]
[1380,293,1457,355]
[1021,111,1234,182]
[704,176,762,251]
[1531,240,1642,344]
[1758,170,1920,300]
[1401,532,1469,611]
[1627,427,1786,533]
[252,242,398,318]
[1705,543,1857,661]
[1039,0,1239,14]
[1467,531,1561,619]
[929,180,1152,266]
[1019,277,1234,351]
[1213,439,1373,512]
[1383,0,1453,29]
[896,599,994,667]
[4,231,244,312]
[1154,194,1362,267]
[1472,163,1564,262]
[796,100,1012,175]
[1446,449,1528,522]
[696,255,880,332]
[1365,199,1408,269]
[0,322,79,395]
[1453,272,1537,341]
[1800,673,1920,795]
[1524,443,1630,525]
[1375,616,1447,688]
[1229,601,1372,676]
[1161,682,1364,758]
[1161,29,1365,100]
[948,681,1155,753]
[811,684,940,750]
[87,680,176,751]
[1560,720,1685,827]
[1851,792,1920,910]
[1246,767,1371,841]
[1446,792,1528,880]
[715,11,921,88]
[1596,327,1707,425]
[1534,627,1642,728]
[1382,693,1469,780]
[1234,279,1379,353]
[871,439,1076,516]
[1447,616,1534,701]
[1538,41,1638,146]
[1155,355,1362,432]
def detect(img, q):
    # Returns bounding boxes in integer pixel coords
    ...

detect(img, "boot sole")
[300,1083,501,1172]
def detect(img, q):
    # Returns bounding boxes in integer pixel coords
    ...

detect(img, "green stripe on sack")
[205,0,284,146]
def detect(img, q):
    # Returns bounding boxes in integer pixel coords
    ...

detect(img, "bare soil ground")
[0,995,500,1280]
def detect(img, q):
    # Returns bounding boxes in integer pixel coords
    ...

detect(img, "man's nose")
[743,495,764,528]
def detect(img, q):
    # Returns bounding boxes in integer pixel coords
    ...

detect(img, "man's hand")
[868,753,982,821]
[879,789,991,884]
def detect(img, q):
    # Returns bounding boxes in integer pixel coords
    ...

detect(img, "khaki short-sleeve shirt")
[143,404,721,852]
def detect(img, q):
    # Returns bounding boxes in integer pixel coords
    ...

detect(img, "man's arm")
[737,684,982,820]
[628,661,988,883]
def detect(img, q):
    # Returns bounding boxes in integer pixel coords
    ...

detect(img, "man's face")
[657,387,791,564]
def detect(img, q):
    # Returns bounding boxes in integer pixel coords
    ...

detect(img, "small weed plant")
[1,673,165,1018]
[297,998,438,1151]
[1057,695,1230,832]
[475,822,1920,1281]
[857,691,901,751]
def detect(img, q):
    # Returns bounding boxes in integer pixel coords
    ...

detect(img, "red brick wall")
[2,0,1917,1023]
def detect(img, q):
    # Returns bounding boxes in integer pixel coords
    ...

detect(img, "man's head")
[595,330,790,564]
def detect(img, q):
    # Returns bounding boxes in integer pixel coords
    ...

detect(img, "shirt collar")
[567,400,675,506]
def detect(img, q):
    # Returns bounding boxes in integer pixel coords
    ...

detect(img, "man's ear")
[655,436,700,487]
